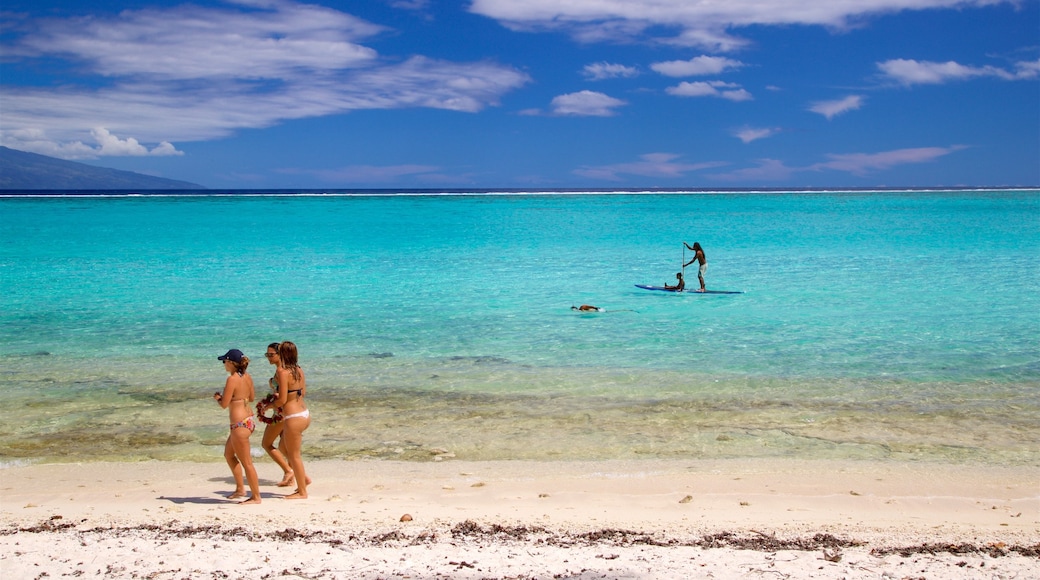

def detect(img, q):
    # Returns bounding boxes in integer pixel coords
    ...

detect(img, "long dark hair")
[279,341,301,381]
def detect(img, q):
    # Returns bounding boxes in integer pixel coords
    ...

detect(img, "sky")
[1,0,1037,189]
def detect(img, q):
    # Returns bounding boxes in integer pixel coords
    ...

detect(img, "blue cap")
[218,349,245,363]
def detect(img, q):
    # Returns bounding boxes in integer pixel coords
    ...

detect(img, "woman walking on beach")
[257,342,294,487]
[272,341,310,499]
[214,348,261,504]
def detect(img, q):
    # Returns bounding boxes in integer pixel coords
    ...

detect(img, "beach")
[2,458,1037,578]
[2,191,1038,577]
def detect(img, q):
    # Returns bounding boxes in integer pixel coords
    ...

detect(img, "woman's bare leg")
[275,437,310,487]
[261,422,293,484]
[231,427,261,504]
[282,417,310,499]
[223,436,245,499]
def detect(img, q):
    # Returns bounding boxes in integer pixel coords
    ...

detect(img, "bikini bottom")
[230,416,256,433]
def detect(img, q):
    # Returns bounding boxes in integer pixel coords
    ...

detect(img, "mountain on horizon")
[0,146,204,190]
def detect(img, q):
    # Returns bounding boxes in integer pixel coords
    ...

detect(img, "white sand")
[2,458,1037,578]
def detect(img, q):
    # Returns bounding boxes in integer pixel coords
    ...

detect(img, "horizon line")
[2,186,1038,198]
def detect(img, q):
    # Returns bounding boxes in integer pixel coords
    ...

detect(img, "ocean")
[1,189,1037,466]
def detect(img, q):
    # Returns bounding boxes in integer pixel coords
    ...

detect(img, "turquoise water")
[1,190,1038,465]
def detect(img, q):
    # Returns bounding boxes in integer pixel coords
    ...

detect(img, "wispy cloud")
[651,56,743,77]
[810,146,966,175]
[583,62,640,80]
[469,0,1013,52]
[574,153,725,180]
[301,164,442,183]
[550,90,627,116]
[277,162,480,185]
[878,58,1040,85]
[706,146,965,181]
[734,127,781,143]
[387,0,431,10]
[809,95,864,120]
[12,1,385,80]
[708,159,797,182]
[0,0,529,158]
[666,81,752,102]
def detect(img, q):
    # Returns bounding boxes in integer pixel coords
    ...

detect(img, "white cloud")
[651,56,743,77]
[878,58,1040,85]
[734,126,780,143]
[583,62,640,80]
[16,1,384,80]
[149,141,183,156]
[92,128,183,157]
[0,127,183,159]
[0,129,99,160]
[667,82,719,97]
[1015,59,1040,78]
[720,89,753,102]
[347,56,530,112]
[574,153,725,180]
[809,95,864,120]
[91,127,149,156]
[550,90,627,116]
[667,81,752,102]
[469,0,1012,52]
[0,1,530,159]
[810,146,966,175]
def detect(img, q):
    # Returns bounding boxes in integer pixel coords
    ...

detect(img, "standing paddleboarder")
[683,242,707,292]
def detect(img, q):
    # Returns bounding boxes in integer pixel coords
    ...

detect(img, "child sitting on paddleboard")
[664,272,685,291]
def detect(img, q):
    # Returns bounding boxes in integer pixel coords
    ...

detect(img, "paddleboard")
[635,284,743,294]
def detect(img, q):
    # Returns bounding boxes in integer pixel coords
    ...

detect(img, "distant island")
[0,146,204,190]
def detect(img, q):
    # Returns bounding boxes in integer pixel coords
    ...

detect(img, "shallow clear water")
[1,190,1037,465]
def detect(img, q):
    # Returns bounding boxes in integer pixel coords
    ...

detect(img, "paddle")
[681,242,686,290]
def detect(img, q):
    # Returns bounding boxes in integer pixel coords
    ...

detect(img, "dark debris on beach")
[5,516,1039,559]
[870,541,1040,559]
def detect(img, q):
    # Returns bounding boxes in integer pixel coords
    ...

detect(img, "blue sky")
[1,0,1037,189]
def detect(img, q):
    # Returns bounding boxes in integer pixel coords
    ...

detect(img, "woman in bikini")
[272,341,310,499]
[257,342,294,486]
[214,348,261,504]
